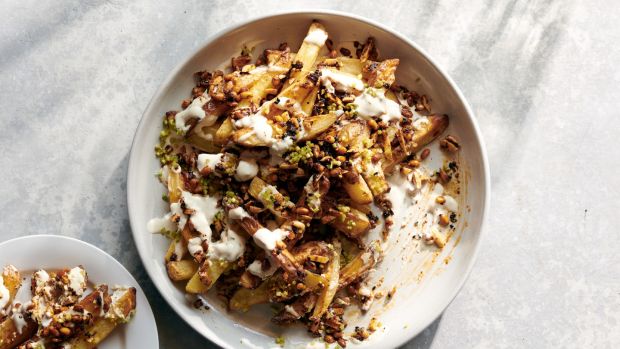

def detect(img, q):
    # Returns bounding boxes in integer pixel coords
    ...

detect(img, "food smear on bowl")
[147,20,462,347]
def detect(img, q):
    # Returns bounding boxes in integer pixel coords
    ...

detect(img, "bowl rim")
[127,9,490,348]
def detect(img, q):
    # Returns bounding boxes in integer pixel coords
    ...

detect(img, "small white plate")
[0,235,159,349]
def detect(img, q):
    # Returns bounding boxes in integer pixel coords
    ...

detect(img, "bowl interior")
[128,11,488,349]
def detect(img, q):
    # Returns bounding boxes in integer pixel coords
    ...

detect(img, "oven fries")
[148,20,460,346]
[0,265,136,349]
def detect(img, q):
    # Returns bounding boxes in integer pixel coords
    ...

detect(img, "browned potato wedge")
[167,260,198,281]
[383,113,449,173]
[65,288,137,349]
[0,317,37,349]
[186,260,231,294]
[338,121,370,152]
[343,173,374,204]
[214,117,234,145]
[298,113,338,141]
[363,58,399,88]
[311,241,341,320]
[328,205,371,238]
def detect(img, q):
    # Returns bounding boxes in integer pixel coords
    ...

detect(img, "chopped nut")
[408,159,420,167]
[435,196,446,204]
[438,214,450,226]
[420,148,430,160]
[440,135,460,153]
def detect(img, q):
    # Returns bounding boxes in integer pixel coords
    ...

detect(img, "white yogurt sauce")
[67,267,86,295]
[303,27,328,46]
[209,228,246,261]
[319,68,364,94]
[146,210,178,234]
[197,153,223,173]
[253,227,289,251]
[11,304,27,334]
[247,257,278,279]
[182,191,219,238]
[235,112,274,144]
[235,157,259,181]
[354,88,402,123]
[228,206,250,220]
[175,95,217,133]
[188,237,203,256]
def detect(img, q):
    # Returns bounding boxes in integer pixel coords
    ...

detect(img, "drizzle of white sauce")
[354,88,402,123]
[303,27,328,46]
[235,112,274,143]
[10,304,27,334]
[273,97,303,115]
[234,157,259,182]
[159,165,170,185]
[209,228,246,261]
[175,95,216,133]
[228,207,250,221]
[182,191,219,239]
[67,267,86,296]
[319,68,364,93]
[284,304,300,318]
[247,256,278,279]
[197,153,223,173]
[253,228,289,251]
[146,211,178,234]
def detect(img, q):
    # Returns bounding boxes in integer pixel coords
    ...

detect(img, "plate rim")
[0,234,160,349]
[127,9,490,349]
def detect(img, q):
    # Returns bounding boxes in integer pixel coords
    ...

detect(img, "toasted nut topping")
[435,196,446,204]
[420,148,430,160]
[438,214,450,226]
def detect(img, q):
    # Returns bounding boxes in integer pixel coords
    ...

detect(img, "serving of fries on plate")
[0,265,136,349]
[147,20,462,347]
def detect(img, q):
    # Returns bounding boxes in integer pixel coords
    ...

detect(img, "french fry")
[185,259,230,294]
[361,160,390,197]
[363,58,399,88]
[230,270,326,312]
[214,117,234,145]
[336,57,364,76]
[311,241,341,320]
[167,260,198,281]
[0,316,37,349]
[298,113,338,141]
[301,86,319,115]
[248,177,293,217]
[342,173,374,204]
[382,113,449,173]
[337,121,370,152]
[65,288,137,349]
[283,21,328,89]
[277,74,317,104]
[230,280,270,311]
[164,239,186,262]
[328,205,371,238]
[338,249,379,289]
[167,166,184,203]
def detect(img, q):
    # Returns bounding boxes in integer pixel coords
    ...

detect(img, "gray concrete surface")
[1,1,618,348]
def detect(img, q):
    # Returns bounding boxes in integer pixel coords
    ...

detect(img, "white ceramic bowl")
[0,235,159,349]
[128,10,489,349]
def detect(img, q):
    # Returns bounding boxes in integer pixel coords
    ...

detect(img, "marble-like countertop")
[1,1,619,348]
